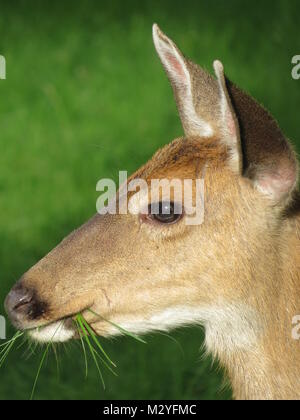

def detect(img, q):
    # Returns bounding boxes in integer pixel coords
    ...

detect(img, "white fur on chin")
[28,320,75,343]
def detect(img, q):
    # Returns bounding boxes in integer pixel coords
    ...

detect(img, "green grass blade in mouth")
[30,341,51,400]
[0,341,15,368]
[30,322,62,400]
[78,314,116,368]
[23,338,39,360]
[52,344,60,380]
[75,319,88,379]
[91,347,118,377]
[0,335,20,348]
[76,315,105,389]
[0,331,24,368]
[88,309,147,344]
[16,337,28,351]
[0,331,24,348]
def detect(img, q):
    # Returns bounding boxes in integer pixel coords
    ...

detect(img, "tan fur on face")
[22,136,231,323]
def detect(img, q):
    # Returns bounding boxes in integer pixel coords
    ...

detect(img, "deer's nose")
[4,282,43,328]
[5,283,33,312]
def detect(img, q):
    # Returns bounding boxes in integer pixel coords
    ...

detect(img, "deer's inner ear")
[152,25,242,173]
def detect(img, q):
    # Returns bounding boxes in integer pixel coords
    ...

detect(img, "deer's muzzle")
[4,281,48,329]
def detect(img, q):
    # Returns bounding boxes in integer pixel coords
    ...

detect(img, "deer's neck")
[209,216,300,400]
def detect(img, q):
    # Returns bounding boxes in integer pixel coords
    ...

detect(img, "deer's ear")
[227,81,299,204]
[153,24,298,204]
[153,24,242,173]
[213,60,242,173]
[152,24,214,138]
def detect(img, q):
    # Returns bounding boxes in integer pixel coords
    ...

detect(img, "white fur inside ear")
[152,24,190,88]
[153,24,213,138]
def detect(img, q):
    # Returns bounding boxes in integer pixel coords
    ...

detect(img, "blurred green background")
[0,0,299,400]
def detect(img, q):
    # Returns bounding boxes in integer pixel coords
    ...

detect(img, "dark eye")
[149,201,183,224]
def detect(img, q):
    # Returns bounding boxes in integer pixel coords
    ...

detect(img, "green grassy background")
[0,0,299,400]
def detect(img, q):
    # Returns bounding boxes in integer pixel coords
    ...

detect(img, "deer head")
[4,25,299,398]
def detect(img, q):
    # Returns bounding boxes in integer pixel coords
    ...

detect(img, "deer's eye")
[148,201,182,224]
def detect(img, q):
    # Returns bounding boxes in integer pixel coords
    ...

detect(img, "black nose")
[5,283,33,312]
[4,282,46,328]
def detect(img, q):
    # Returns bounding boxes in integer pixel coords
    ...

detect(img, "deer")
[4,24,300,400]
